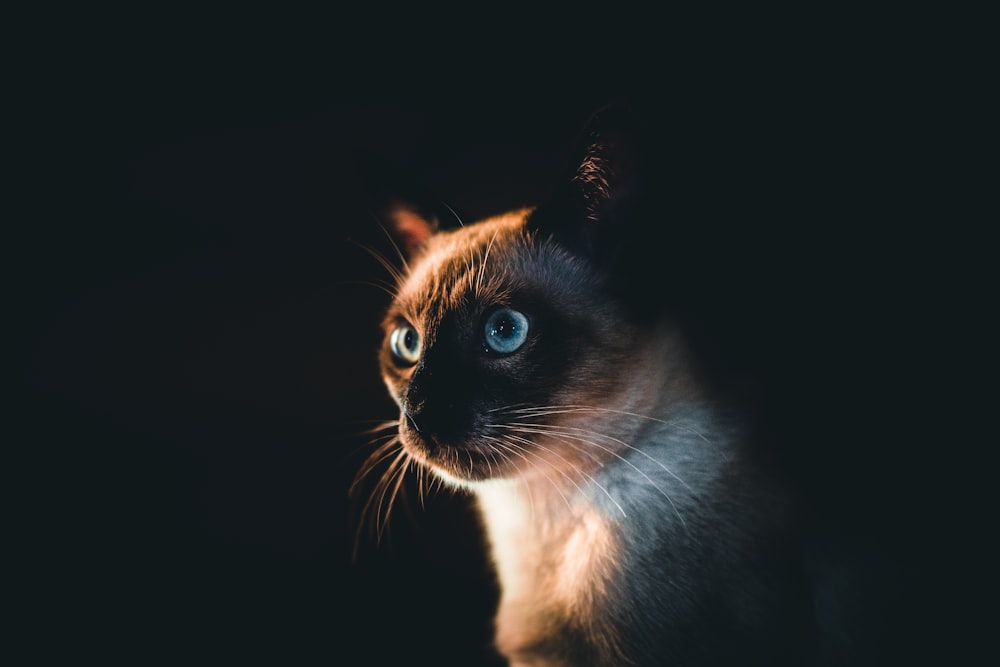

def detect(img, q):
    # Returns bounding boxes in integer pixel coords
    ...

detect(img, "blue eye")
[484,308,529,354]
[389,324,421,365]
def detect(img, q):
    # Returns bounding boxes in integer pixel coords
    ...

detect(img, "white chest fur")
[474,479,622,664]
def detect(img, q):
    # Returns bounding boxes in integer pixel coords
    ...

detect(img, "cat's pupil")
[495,318,514,338]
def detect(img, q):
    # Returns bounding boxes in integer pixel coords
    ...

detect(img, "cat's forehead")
[393,209,533,320]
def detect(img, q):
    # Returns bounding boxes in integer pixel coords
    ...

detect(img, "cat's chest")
[474,480,621,613]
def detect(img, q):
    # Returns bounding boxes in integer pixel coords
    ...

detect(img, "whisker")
[510,421,695,495]
[351,442,406,561]
[349,437,401,494]
[438,200,465,227]
[379,454,412,542]
[372,217,410,274]
[492,403,701,496]
[475,227,503,300]
[507,437,578,516]
[350,235,407,288]
[362,450,408,550]
[415,459,427,510]
[505,424,683,526]
[370,449,407,540]
[505,404,728,461]
[335,277,401,300]
[339,419,400,440]
[484,435,553,518]
[488,427,626,517]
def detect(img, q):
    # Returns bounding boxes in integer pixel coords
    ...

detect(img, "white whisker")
[334,277,400,300]
[475,227,503,300]
[349,436,401,495]
[438,200,465,227]
[485,434,564,517]
[503,423,683,527]
[487,426,627,518]
[505,404,727,460]
[511,421,695,495]
[352,235,407,290]
[373,218,410,275]
[374,449,410,542]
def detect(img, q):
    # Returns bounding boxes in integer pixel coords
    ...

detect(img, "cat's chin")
[399,431,516,487]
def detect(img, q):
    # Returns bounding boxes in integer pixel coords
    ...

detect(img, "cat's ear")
[353,150,459,257]
[383,201,439,256]
[528,102,644,265]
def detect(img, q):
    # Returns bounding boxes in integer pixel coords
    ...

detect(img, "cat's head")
[375,104,690,487]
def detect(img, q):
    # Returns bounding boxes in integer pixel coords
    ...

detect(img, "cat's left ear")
[528,102,645,265]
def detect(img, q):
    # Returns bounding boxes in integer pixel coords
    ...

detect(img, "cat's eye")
[484,308,529,354]
[389,324,421,365]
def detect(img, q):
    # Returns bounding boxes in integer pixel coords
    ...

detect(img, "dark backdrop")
[17,41,964,665]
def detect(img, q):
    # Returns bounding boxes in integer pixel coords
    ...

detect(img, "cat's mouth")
[398,413,511,483]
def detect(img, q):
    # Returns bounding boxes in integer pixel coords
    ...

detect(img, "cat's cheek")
[396,415,421,453]
[396,425,436,476]
[395,416,436,468]
[381,376,406,410]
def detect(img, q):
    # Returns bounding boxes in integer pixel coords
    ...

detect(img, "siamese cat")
[357,105,824,666]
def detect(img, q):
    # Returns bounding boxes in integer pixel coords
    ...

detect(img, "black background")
[16,22,971,666]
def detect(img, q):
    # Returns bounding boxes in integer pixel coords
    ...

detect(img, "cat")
[356,103,833,666]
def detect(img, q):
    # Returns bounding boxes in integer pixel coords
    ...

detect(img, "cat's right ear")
[352,150,454,258]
